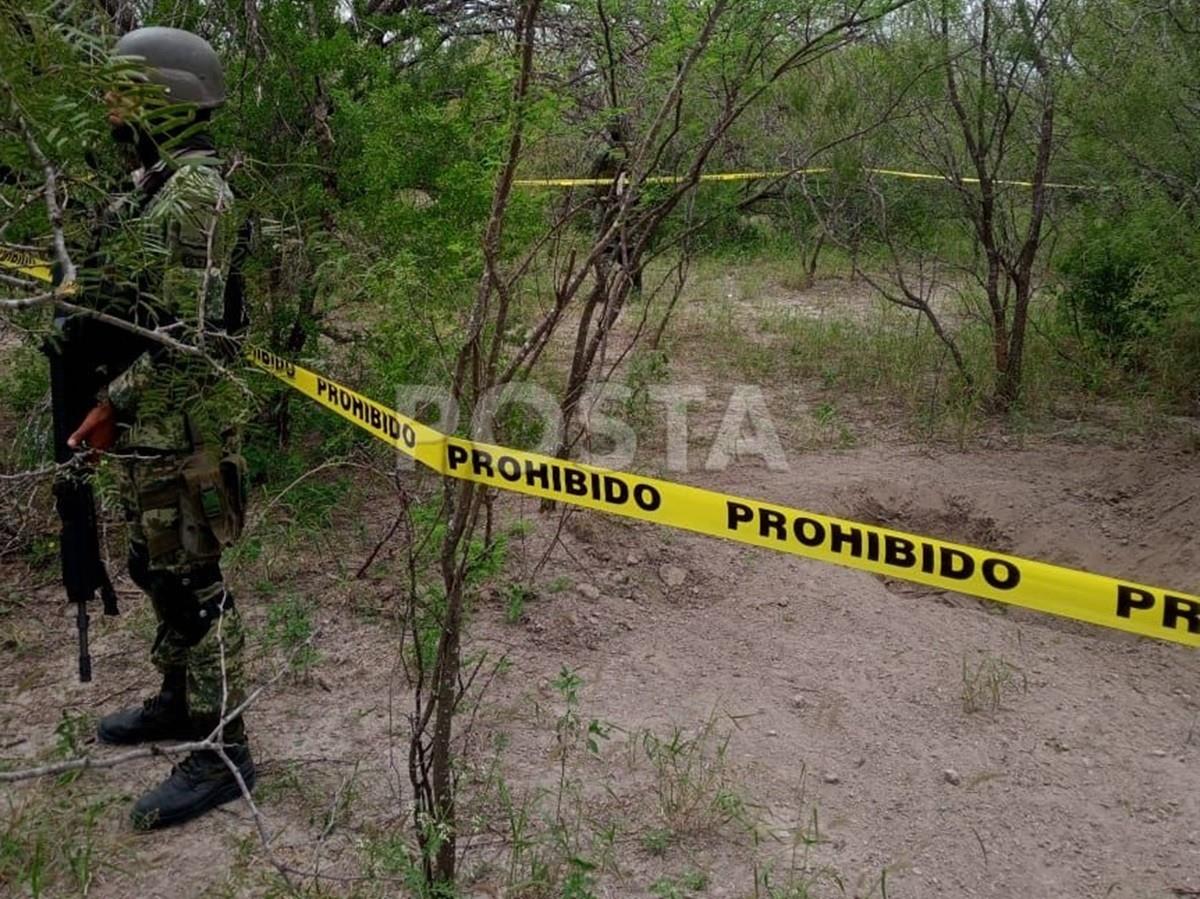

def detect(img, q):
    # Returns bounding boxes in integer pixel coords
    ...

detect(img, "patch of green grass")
[640,827,672,856]
[457,669,622,898]
[651,868,710,897]
[504,582,534,624]
[286,475,354,531]
[560,856,600,899]
[624,347,671,432]
[637,715,748,838]
[465,533,507,586]
[223,534,264,570]
[746,789,859,899]
[0,780,127,899]
[507,518,535,538]
[809,401,857,449]
[262,593,319,674]
[22,534,57,572]
[961,652,1028,714]
[812,401,837,426]
[698,260,1187,443]
[750,239,878,285]
[358,829,438,897]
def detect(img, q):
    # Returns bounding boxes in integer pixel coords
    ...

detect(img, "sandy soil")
[2,275,1199,899]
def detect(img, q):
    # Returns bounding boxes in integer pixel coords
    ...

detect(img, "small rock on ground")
[659,565,687,587]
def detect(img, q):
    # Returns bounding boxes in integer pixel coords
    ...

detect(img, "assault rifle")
[2,244,121,682]
[44,320,121,682]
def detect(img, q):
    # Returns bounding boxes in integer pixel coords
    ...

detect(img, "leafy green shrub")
[0,345,49,416]
[0,345,51,472]
[1151,303,1200,411]
[1056,214,1166,356]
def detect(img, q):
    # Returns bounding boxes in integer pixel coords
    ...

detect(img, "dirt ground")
[2,274,1199,899]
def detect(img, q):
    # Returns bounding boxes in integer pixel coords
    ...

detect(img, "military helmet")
[113,27,225,109]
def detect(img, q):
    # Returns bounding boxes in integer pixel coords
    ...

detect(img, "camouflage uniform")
[99,149,249,724]
[84,25,256,831]
[590,135,642,293]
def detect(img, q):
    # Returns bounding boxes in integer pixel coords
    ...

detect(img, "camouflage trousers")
[122,448,247,721]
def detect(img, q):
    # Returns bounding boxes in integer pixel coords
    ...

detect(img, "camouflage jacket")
[589,143,635,243]
[89,145,247,453]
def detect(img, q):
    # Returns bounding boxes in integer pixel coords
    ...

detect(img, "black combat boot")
[97,668,190,744]
[130,717,255,830]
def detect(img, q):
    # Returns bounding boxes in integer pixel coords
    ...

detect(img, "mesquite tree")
[523,0,918,458]
[859,0,1068,409]
[409,0,917,888]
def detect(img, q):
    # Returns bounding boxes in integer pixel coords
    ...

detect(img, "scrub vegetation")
[2,1,1199,897]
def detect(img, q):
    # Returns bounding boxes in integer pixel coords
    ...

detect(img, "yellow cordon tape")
[247,346,1199,648]
[513,167,1098,191]
[0,244,54,284]
[7,244,1192,645]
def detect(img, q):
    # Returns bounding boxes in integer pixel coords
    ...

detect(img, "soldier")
[590,118,643,294]
[65,26,255,829]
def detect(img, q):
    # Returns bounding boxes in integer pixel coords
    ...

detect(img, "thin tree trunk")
[430,564,465,882]
[418,3,543,888]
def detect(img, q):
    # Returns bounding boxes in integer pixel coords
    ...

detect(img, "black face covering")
[108,121,146,175]
[110,121,136,145]
[110,108,214,172]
